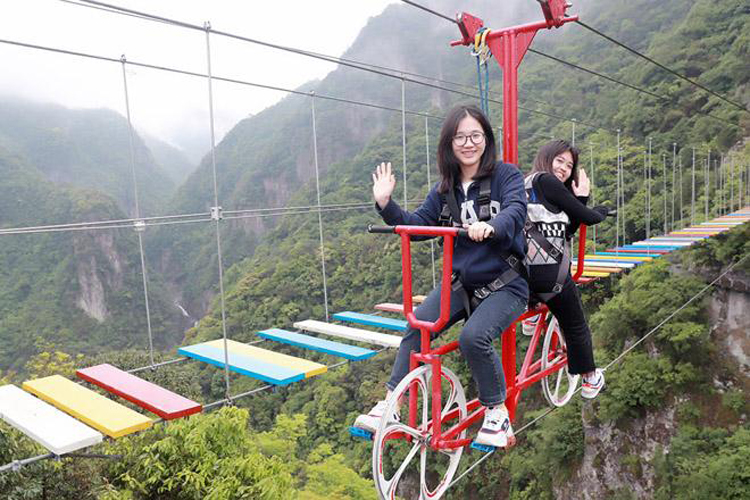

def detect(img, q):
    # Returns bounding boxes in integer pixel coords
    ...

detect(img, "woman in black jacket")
[524,139,608,399]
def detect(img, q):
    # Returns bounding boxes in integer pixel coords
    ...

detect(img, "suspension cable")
[310,93,330,322]
[395,0,739,127]
[59,1,618,131]
[202,23,232,400]
[575,20,749,114]
[120,55,156,367]
[425,115,437,288]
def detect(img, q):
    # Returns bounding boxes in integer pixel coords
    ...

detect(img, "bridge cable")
[310,92,330,322]
[393,0,739,127]
[201,23,232,401]
[425,115,437,289]
[120,56,156,368]
[574,20,749,115]
[61,1,620,131]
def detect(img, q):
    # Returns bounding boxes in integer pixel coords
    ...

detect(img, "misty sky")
[0,0,399,161]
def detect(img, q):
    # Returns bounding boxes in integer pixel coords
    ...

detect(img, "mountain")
[0,97,176,218]
[0,146,184,372]
[0,0,747,497]
[142,134,195,185]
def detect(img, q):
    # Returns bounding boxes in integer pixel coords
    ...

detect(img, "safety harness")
[524,173,570,301]
[438,176,526,316]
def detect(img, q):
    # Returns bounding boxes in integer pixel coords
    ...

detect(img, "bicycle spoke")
[381,436,422,499]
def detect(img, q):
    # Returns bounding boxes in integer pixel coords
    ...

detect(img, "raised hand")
[373,162,396,209]
[572,167,590,197]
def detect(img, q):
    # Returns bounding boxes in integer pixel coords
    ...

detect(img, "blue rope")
[476,58,490,118]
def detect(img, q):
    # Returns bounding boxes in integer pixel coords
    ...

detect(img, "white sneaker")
[474,405,513,448]
[521,313,540,336]
[354,400,400,434]
[581,369,605,399]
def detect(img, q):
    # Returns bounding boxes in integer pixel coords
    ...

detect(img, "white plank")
[631,240,693,247]
[294,320,402,348]
[0,385,103,455]
[582,260,635,269]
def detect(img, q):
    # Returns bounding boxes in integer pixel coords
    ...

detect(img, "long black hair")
[436,104,497,193]
[530,139,580,191]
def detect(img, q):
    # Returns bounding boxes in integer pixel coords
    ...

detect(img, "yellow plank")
[584,254,653,261]
[580,271,613,277]
[413,295,427,303]
[22,375,152,438]
[573,266,623,273]
[205,340,327,378]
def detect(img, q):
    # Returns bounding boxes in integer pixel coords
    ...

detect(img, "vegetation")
[0,0,748,498]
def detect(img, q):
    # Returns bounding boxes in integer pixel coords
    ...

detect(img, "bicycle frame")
[388,224,587,451]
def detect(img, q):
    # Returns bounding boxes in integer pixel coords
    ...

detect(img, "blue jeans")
[386,284,527,407]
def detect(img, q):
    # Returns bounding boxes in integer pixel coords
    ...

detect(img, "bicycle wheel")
[372,364,467,500]
[541,315,580,407]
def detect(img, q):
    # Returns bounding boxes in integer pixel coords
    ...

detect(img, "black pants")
[533,276,596,375]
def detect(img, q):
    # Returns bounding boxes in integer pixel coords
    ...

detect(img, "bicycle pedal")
[470,441,495,453]
[349,426,374,441]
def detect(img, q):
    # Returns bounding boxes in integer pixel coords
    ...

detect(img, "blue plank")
[178,344,303,386]
[619,245,681,250]
[333,311,408,332]
[258,328,376,361]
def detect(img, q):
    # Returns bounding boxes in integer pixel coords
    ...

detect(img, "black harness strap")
[524,220,570,300]
[441,177,526,316]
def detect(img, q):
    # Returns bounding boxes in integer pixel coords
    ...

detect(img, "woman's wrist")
[375,196,390,210]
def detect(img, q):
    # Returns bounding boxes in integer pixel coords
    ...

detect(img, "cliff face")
[73,231,126,322]
[553,256,749,499]
[556,405,677,499]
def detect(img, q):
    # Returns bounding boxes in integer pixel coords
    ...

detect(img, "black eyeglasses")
[452,132,485,146]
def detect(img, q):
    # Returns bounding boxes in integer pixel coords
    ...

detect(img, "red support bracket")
[451,0,578,165]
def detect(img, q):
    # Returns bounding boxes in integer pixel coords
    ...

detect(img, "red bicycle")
[366,224,587,499]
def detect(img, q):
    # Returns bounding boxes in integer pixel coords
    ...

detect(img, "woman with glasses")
[523,140,610,399]
[354,104,528,448]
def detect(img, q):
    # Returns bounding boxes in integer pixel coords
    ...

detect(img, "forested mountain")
[0,146,184,372]
[0,0,748,498]
[0,97,176,218]
[142,134,195,186]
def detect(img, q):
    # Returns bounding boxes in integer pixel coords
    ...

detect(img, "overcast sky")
[0,0,399,160]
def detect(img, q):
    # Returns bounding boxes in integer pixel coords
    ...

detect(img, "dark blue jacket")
[377,162,528,300]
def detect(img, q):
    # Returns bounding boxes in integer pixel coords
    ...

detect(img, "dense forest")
[1,0,749,498]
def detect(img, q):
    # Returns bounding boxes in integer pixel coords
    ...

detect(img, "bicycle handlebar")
[368,224,470,238]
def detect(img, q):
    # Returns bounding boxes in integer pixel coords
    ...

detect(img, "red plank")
[374,302,404,313]
[77,364,201,420]
[606,248,671,254]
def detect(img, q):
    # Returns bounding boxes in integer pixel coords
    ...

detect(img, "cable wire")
[60,1,614,131]
[575,19,749,114]
[399,0,457,24]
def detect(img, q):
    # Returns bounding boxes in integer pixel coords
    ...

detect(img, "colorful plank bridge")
[570,209,749,281]
[1,210,746,459]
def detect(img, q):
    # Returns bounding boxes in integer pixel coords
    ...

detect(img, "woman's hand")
[463,221,494,242]
[572,167,590,197]
[373,162,396,210]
